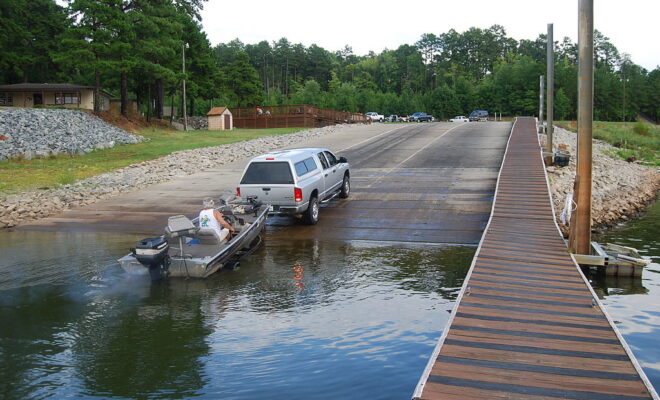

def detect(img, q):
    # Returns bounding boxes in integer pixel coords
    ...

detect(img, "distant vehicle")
[410,112,433,122]
[386,115,398,122]
[469,110,489,121]
[449,116,469,122]
[365,112,384,122]
[398,115,409,122]
[238,148,350,225]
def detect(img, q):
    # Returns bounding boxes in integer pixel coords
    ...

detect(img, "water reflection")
[0,230,473,399]
[74,282,212,399]
[585,201,660,393]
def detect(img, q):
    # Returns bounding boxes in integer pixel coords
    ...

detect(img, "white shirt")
[198,208,223,237]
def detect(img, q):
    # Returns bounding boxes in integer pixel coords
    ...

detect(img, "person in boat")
[199,197,235,240]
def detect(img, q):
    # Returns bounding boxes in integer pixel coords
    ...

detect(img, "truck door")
[316,152,331,198]
[322,151,342,193]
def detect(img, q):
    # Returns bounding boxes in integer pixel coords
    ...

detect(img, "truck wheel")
[303,196,319,225]
[339,175,350,198]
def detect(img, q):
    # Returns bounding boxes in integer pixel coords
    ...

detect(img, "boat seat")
[197,228,229,245]
[165,215,197,239]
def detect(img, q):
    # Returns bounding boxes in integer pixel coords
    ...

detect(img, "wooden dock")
[413,117,658,400]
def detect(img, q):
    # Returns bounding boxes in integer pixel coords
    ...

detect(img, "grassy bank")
[0,127,305,195]
[556,121,659,166]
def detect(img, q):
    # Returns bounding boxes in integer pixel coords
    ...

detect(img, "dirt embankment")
[543,126,659,235]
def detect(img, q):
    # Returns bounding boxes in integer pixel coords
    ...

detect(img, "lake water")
[1,202,658,399]
[588,201,660,391]
[0,230,474,399]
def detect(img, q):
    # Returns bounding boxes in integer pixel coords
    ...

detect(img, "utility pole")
[539,75,544,130]
[572,0,594,255]
[622,67,627,126]
[545,24,554,166]
[182,43,188,131]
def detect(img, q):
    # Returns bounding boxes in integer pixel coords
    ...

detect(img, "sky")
[200,0,660,71]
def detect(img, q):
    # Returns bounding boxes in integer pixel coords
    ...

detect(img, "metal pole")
[182,43,188,131]
[539,75,544,130]
[574,0,594,255]
[545,24,554,165]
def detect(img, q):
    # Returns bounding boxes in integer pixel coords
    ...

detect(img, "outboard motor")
[246,195,263,216]
[134,236,170,280]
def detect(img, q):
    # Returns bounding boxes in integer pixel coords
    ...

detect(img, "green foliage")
[1,3,657,122]
[209,27,658,122]
[0,0,67,83]
[219,52,263,107]
[633,121,650,136]
[557,121,659,166]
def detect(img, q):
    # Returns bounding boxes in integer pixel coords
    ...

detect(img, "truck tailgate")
[240,185,297,206]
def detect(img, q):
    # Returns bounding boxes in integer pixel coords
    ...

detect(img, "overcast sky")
[200,0,659,71]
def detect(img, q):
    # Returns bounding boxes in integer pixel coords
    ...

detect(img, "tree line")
[1,0,658,122]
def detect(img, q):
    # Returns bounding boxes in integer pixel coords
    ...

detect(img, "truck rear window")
[240,162,294,184]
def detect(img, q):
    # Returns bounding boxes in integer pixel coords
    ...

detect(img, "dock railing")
[229,104,369,129]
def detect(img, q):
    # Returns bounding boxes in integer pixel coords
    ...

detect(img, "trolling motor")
[133,236,170,281]
[246,195,263,217]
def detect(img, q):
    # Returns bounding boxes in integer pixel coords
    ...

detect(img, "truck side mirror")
[339,156,348,164]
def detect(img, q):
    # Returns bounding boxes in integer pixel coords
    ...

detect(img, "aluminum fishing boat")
[119,195,268,279]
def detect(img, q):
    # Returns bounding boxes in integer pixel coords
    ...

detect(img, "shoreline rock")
[542,126,659,235]
[0,108,145,160]
[0,124,349,229]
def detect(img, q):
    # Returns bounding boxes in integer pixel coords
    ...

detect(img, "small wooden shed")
[207,107,233,130]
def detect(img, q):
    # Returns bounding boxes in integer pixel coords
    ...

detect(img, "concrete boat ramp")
[19,122,509,246]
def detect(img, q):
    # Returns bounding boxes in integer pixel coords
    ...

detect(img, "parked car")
[410,112,433,122]
[449,116,469,122]
[398,115,410,122]
[365,112,384,122]
[386,114,398,122]
[237,148,350,225]
[469,110,489,121]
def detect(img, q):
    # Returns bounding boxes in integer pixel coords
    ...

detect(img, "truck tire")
[303,196,319,225]
[339,175,350,198]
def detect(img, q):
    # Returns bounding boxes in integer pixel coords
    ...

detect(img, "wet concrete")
[19,122,512,245]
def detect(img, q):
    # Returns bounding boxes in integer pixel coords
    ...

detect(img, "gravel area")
[0,124,348,228]
[543,126,659,234]
[0,108,144,160]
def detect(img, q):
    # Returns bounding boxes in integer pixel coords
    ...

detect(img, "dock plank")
[414,117,656,399]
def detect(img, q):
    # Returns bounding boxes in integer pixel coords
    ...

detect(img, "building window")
[55,92,79,105]
[0,92,13,105]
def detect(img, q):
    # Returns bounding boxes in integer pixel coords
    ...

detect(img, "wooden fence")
[229,105,369,129]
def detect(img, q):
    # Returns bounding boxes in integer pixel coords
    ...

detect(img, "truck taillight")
[294,187,303,202]
[236,187,241,197]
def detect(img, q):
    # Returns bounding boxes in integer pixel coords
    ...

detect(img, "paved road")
[20,122,511,245]
[269,121,511,244]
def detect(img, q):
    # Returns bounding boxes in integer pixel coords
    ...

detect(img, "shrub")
[633,121,651,136]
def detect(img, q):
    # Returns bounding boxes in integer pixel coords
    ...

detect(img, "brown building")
[207,107,233,130]
[0,83,110,111]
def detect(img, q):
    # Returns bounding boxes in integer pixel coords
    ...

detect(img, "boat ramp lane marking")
[365,123,463,189]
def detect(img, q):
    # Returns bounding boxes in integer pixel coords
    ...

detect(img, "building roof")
[0,83,112,96]
[207,106,230,116]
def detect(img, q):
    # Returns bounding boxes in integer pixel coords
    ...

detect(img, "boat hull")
[119,205,268,279]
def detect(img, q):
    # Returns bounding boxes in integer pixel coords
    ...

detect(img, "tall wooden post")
[573,0,594,255]
[182,43,188,131]
[539,75,544,130]
[545,24,554,165]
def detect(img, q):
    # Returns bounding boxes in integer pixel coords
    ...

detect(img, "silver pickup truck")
[237,148,350,224]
